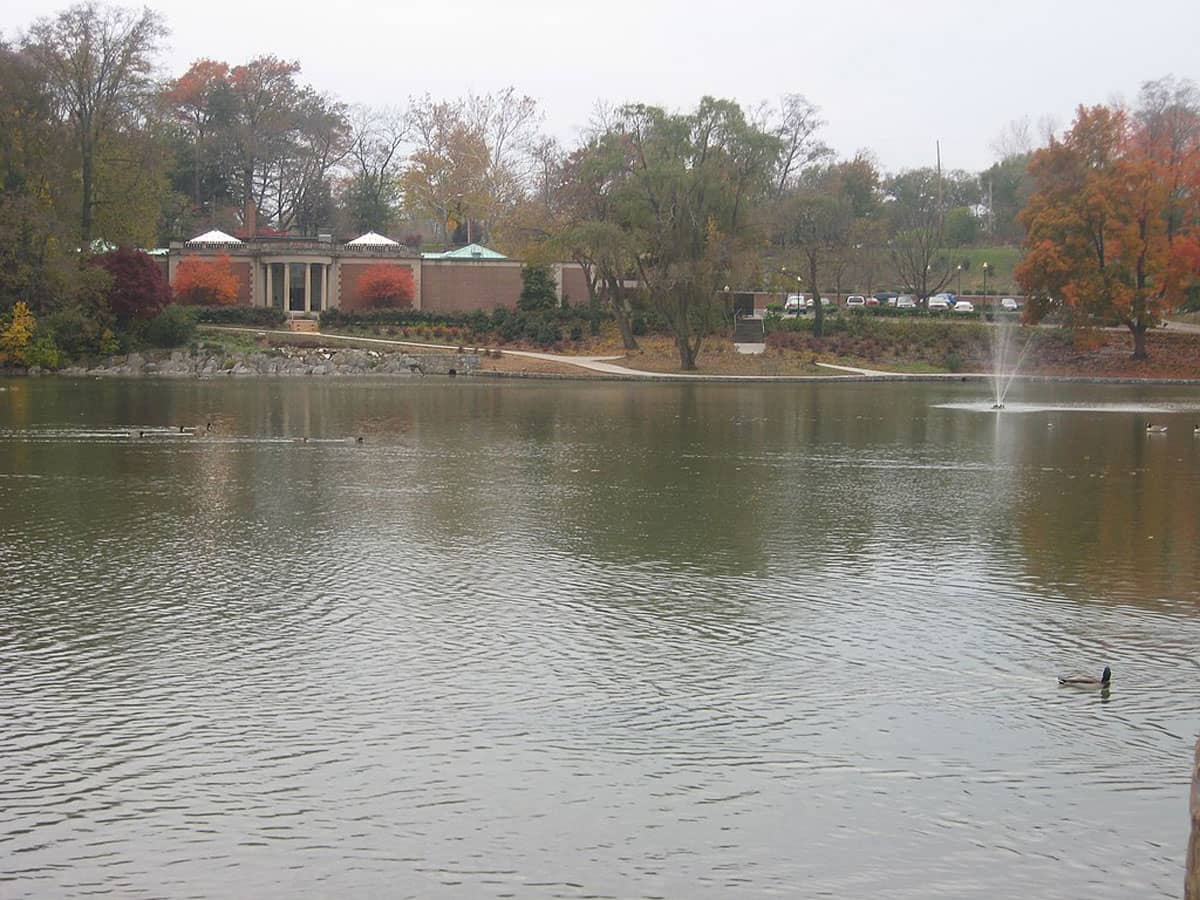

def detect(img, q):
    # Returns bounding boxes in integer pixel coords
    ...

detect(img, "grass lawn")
[950,247,1024,295]
[193,328,268,354]
[605,335,865,376]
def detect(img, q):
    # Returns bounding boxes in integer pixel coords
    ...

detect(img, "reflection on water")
[1,377,1197,898]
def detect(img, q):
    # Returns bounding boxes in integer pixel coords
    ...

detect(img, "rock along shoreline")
[46,346,480,379]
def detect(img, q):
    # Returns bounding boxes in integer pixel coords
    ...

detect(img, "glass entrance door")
[288,263,307,312]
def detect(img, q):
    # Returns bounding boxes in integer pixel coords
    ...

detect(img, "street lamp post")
[982,262,991,296]
[956,264,963,298]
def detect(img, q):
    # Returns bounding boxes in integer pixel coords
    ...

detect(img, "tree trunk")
[579,263,602,337]
[80,134,94,248]
[243,167,257,238]
[1130,320,1148,360]
[1188,737,1200,900]
[671,289,697,370]
[607,276,638,351]
[193,136,202,210]
[809,253,824,339]
[676,332,698,370]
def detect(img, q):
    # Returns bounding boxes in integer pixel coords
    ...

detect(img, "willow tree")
[615,98,780,370]
[555,135,642,349]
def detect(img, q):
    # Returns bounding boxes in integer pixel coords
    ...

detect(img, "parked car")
[785,293,806,314]
[1000,297,1020,311]
[845,295,866,308]
[805,297,834,308]
[874,291,899,306]
[927,294,951,311]
[865,296,881,307]
[953,299,976,313]
[896,295,916,309]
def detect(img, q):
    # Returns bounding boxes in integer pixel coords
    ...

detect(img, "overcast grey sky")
[5,0,1199,173]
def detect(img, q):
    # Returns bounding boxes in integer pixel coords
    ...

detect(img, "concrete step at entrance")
[288,317,320,333]
[733,318,764,343]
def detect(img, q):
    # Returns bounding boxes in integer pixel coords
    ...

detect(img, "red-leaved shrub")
[90,248,171,323]
[359,264,415,309]
[174,254,241,306]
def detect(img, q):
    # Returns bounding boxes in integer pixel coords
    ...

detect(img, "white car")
[1000,297,1019,311]
[896,295,916,309]
[785,293,806,314]
[845,295,866,308]
[927,295,951,311]
[953,299,976,313]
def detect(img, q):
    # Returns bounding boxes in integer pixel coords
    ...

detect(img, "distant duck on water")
[1146,424,1168,434]
[1058,665,1111,686]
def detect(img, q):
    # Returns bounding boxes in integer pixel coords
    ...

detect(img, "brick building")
[167,230,591,315]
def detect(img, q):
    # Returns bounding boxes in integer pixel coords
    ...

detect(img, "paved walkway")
[1164,319,1200,334]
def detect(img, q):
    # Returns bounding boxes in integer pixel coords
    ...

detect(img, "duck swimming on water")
[1146,424,1168,434]
[1058,665,1111,686]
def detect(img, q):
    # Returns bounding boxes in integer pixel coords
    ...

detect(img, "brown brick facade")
[231,261,253,304]
[169,237,589,314]
[419,261,523,313]
[559,264,591,307]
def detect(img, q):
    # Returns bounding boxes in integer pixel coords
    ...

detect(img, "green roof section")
[423,243,507,260]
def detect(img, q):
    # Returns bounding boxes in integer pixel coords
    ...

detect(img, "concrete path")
[1164,319,1200,335]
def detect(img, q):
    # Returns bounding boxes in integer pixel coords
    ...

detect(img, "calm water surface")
[1,376,1198,898]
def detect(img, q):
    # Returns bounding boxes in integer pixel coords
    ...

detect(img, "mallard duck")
[1146,424,1168,434]
[1193,424,1199,435]
[1058,665,1111,686]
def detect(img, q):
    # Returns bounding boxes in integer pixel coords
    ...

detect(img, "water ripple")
[1,378,1196,898]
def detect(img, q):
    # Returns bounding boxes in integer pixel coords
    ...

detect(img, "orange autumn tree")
[358,264,414,308]
[1017,103,1199,359]
[174,254,240,306]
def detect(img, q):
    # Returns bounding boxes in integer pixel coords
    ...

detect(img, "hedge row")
[190,306,288,327]
[320,305,608,330]
[319,308,487,330]
[319,305,617,347]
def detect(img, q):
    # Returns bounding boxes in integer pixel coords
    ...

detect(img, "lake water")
[1,376,1198,898]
